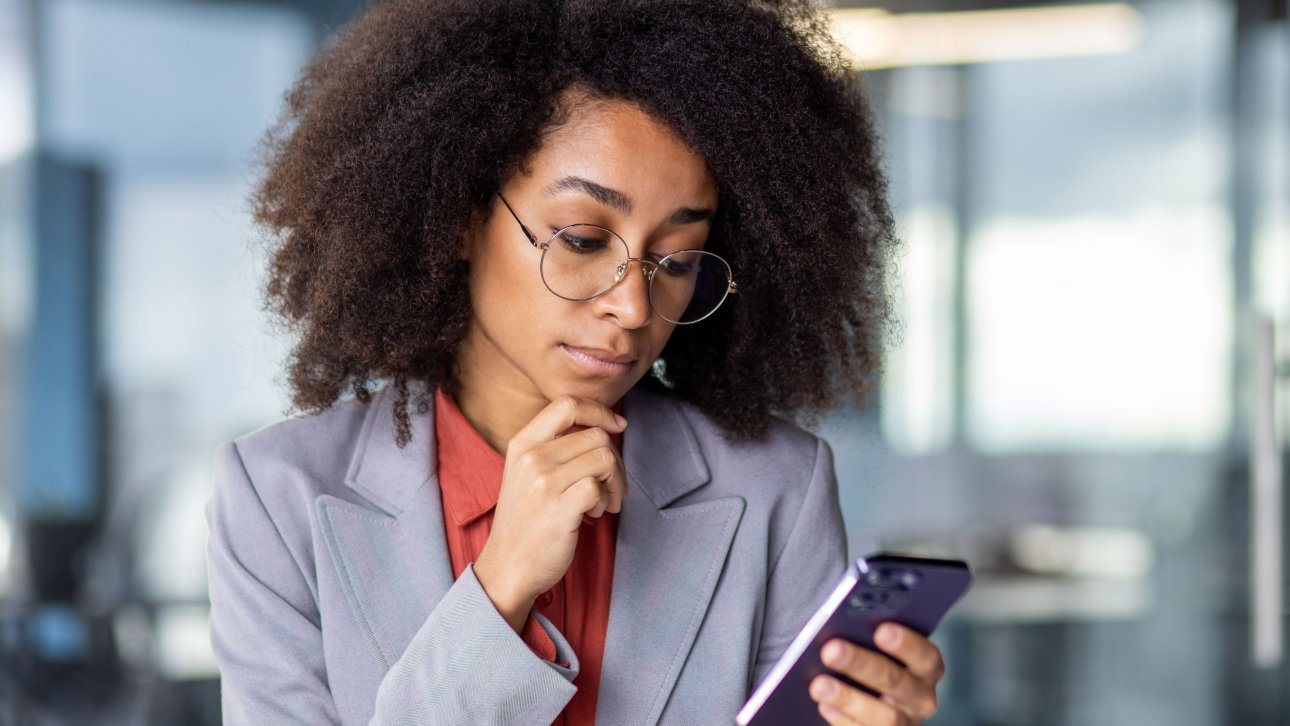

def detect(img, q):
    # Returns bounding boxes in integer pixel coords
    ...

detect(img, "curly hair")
[252,0,900,448]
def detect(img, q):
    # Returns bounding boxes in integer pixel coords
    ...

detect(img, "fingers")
[563,477,610,528]
[817,636,939,722]
[555,447,627,520]
[873,623,946,684]
[527,427,631,511]
[809,675,908,726]
[483,394,629,611]
[515,401,630,513]
[514,394,627,447]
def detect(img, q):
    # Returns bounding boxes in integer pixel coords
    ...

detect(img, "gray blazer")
[205,380,848,725]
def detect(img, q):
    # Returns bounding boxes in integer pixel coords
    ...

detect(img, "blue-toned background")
[1,0,1287,723]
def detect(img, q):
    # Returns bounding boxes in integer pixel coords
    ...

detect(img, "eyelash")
[549,227,668,262]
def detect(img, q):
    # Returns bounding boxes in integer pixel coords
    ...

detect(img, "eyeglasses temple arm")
[495,192,542,248]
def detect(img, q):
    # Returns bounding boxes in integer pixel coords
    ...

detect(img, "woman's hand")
[473,395,629,631]
[808,623,946,725]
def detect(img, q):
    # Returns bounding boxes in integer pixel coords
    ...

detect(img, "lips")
[560,344,639,377]
[563,345,637,364]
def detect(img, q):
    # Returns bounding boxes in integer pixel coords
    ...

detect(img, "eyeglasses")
[495,192,738,325]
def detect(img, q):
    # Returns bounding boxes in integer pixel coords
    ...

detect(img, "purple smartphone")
[735,553,973,726]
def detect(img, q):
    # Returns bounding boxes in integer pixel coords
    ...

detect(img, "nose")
[593,258,654,328]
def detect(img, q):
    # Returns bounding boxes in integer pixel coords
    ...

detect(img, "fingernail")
[820,703,842,719]
[614,414,628,428]
[823,641,847,666]
[812,676,838,699]
[878,624,901,648]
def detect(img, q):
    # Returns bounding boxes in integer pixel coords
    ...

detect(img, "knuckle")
[556,395,580,414]
[515,449,541,471]
[880,663,906,692]
[861,654,898,691]
[593,447,616,468]
[586,427,610,447]
[846,649,873,680]
[532,473,556,493]
[577,478,600,500]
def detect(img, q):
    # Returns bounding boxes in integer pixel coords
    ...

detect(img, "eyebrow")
[542,175,714,225]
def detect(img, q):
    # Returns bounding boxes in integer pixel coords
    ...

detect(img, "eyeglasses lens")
[540,225,731,324]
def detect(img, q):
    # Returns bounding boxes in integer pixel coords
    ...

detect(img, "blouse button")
[537,591,554,607]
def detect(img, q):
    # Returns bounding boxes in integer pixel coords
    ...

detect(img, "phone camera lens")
[846,594,873,615]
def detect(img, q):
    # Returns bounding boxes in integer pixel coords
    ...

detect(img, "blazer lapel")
[316,381,746,722]
[314,382,455,671]
[596,387,746,724]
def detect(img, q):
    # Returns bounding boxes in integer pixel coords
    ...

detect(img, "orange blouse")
[434,385,621,726]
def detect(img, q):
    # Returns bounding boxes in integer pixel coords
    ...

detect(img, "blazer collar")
[340,382,435,518]
[322,380,744,723]
[343,380,712,517]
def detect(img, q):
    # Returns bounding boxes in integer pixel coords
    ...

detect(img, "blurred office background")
[0,0,1286,723]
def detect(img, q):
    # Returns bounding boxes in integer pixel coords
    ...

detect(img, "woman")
[205,0,947,723]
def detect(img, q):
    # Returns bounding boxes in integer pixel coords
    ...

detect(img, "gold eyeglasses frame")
[494,191,739,325]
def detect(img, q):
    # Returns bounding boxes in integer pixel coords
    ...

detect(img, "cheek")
[468,243,555,342]
[645,324,677,361]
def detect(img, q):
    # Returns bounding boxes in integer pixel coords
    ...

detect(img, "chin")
[544,374,640,406]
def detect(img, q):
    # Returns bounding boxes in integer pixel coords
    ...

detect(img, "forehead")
[522,97,718,213]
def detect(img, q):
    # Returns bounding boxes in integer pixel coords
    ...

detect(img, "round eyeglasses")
[495,192,738,324]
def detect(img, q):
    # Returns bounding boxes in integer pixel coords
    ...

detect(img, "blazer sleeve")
[206,440,581,726]
[749,435,849,692]
[368,562,578,724]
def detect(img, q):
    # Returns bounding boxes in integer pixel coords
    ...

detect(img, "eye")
[554,230,611,255]
[660,254,699,275]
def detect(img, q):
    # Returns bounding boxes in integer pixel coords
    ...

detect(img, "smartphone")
[735,553,973,726]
